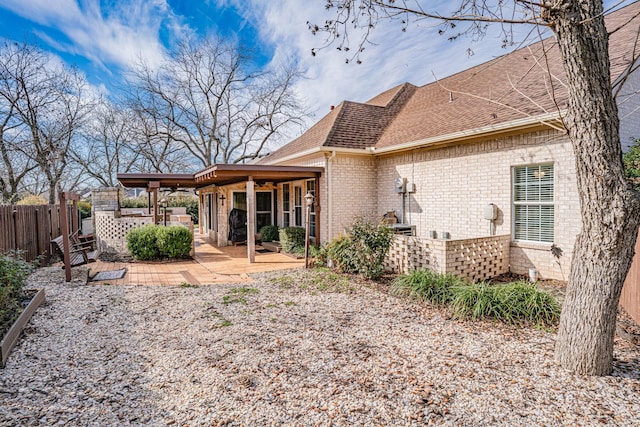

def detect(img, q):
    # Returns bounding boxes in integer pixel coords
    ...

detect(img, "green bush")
[1,252,34,332]
[391,269,560,326]
[126,225,160,260]
[325,218,393,280]
[279,227,306,253]
[391,269,462,305]
[77,200,92,219]
[127,225,194,260]
[326,235,358,274]
[451,281,561,326]
[156,226,193,258]
[259,225,280,242]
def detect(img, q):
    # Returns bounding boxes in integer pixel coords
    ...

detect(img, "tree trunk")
[552,1,640,375]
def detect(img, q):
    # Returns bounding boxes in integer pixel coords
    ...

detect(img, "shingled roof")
[258,82,416,163]
[260,2,640,163]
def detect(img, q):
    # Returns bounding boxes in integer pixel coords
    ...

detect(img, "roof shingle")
[260,1,640,162]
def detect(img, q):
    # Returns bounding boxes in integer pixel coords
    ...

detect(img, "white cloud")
[231,0,546,122]
[0,0,176,71]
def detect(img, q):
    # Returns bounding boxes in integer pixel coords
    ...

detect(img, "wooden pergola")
[117,164,324,263]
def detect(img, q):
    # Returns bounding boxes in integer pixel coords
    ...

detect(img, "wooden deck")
[86,234,304,285]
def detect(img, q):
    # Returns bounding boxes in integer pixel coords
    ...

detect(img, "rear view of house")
[254,2,640,281]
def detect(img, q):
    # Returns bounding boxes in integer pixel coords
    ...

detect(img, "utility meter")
[484,203,498,221]
[394,178,406,193]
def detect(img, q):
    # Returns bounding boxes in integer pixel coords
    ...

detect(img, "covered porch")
[117,164,324,264]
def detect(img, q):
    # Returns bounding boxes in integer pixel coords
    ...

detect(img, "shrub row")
[126,225,193,260]
[391,269,560,326]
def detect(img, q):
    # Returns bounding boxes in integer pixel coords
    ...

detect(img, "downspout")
[326,151,337,241]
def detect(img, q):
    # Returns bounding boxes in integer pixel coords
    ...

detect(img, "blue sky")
[0,0,630,128]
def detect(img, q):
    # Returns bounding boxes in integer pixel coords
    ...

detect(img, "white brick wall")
[272,129,580,280]
[376,129,579,280]
[618,66,640,151]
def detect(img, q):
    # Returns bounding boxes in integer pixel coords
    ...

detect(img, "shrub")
[126,225,160,260]
[349,217,394,280]
[326,218,393,279]
[1,252,34,332]
[451,281,560,326]
[16,194,47,205]
[326,235,358,274]
[279,227,305,253]
[156,225,193,258]
[77,200,92,219]
[259,225,280,242]
[391,270,560,326]
[391,269,462,305]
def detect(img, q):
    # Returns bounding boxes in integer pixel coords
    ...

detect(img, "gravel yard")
[1,266,639,426]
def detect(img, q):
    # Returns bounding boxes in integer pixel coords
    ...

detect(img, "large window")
[513,164,554,243]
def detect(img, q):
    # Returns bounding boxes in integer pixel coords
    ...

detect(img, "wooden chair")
[51,232,98,267]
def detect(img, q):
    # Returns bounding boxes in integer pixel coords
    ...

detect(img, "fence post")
[59,192,72,282]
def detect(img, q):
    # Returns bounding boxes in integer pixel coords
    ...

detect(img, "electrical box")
[484,204,498,221]
[406,181,416,193]
[394,178,406,193]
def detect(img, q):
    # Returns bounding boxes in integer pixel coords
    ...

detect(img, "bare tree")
[0,42,94,203]
[70,100,141,187]
[311,0,640,375]
[0,42,39,202]
[130,35,307,168]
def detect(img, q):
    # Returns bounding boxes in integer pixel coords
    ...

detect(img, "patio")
[86,232,304,285]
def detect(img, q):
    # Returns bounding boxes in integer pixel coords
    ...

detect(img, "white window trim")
[511,163,555,244]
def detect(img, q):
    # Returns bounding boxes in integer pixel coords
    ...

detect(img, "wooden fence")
[0,204,72,263]
[622,234,640,324]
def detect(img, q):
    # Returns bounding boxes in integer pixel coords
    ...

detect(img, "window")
[513,164,554,243]
[256,192,273,231]
[233,191,273,230]
[294,185,303,227]
[233,192,247,210]
[282,183,290,227]
[306,179,316,237]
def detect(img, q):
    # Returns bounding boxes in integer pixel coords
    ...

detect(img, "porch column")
[247,177,256,263]
[148,181,160,224]
[198,191,204,234]
[315,174,321,244]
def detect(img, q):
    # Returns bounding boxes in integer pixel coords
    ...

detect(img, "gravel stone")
[1,266,638,426]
